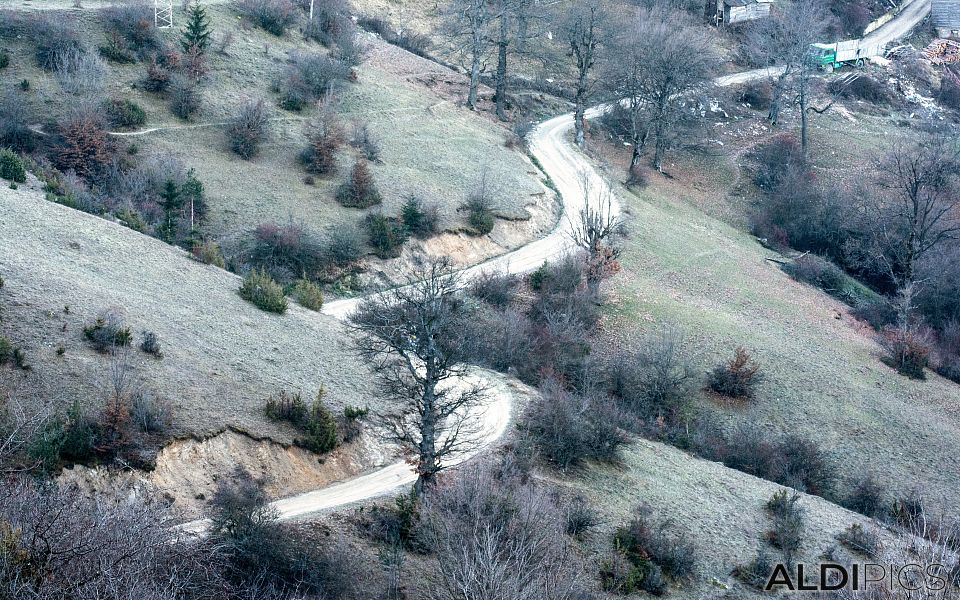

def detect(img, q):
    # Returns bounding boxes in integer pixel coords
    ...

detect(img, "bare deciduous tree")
[350,258,487,495]
[568,172,621,300]
[560,0,608,147]
[421,463,588,600]
[492,0,543,121]
[861,135,960,312]
[749,0,828,144]
[606,7,719,171]
[444,0,496,111]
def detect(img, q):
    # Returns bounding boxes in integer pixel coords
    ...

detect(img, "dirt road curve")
[863,0,932,46]
[24,0,900,530]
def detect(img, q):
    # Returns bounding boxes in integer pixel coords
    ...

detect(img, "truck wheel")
[825,64,835,73]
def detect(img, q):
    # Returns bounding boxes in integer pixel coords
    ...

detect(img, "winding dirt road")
[76,0,917,529]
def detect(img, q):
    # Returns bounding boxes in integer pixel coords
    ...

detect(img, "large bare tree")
[866,135,960,298]
[606,7,719,172]
[443,0,496,111]
[492,0,543,121]
[749,0,828,143]
[560,0,608,147]
[350,258,487,495]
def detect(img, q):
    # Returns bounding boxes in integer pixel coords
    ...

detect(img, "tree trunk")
[415,366,439,496]
[495,14,510,121]
[468,31,483,110]
[799,86,809,157]
[574,67,589,147]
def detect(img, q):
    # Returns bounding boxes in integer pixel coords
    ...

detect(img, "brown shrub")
[336,160,382,208]
[53,108,114,180]
[880,324,932,379]
[707,347,763,399]
[299,115,343,175]
[225,98,270,159]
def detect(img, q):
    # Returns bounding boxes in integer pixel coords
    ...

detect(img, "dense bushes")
[706,428,838,498]
[0,149,26,183]
[101,3,162,59]
[210,470,369,597]
[225,98,270,159]
[247,221,325,281]
[0,90,35,152]
[275,52,351,111]
[337,160,382,208]
[292,278,323,311]
[83,311,132,353]
[264,388,338,453]
[32,16,84,71]
[464,182,496,235]
[104,98,147,129]
[879,324,932,379]
[235,0,298,36]
[366,214,406,258]
[830,74,895,106]
[52,107,115,181]
[521,379,628,469]
[400,195,439,238]
[239,269,288,314]
[602,509,696,595]
[299,114,344,175]
[169,76,202,120]
[765,490,804,565]
[606,326,697,428]
[940,69,960,111]
[707,347,763,399]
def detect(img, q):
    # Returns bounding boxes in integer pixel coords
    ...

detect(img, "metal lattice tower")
[155,0,173,28]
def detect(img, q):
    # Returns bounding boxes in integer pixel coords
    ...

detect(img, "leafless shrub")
[32,15,83,71]
[765,489,804,565]
[420,463,590,600]
[0,476,235,598]
[606,325,697,427]
[235,0,298,36]
[469,270,520,308]
[225,98,270,159]
[521,378,628,469]
[349,122,381,162]
[299,105,344,174]
[275,52,351,111]
[169,75,202,120]
[54,47,107,97]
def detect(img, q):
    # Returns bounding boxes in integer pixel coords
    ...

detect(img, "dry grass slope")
[0,178,373,441]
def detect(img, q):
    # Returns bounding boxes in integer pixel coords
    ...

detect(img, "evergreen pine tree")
[180,1,212,53]
[158,179,183,244]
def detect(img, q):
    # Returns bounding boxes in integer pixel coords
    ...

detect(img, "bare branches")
[605,7,719,171]
[350,257,489,494]
[561,0,608,147]
[421,463,588,600]
[568,171,622,300]
[867,134,960,292]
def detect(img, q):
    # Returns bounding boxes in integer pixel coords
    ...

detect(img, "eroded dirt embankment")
[60,429,392,519]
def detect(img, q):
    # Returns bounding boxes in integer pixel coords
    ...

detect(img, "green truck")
[810,40,886,72]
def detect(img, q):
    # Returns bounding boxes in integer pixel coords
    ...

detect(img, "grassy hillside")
[596,112,960,516]
[0,177,373,441]
[0,3,544,268]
